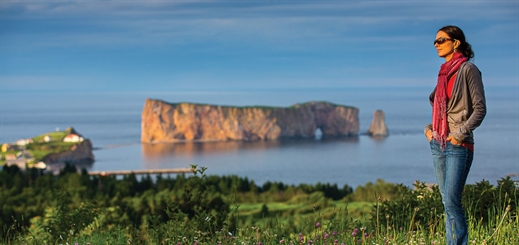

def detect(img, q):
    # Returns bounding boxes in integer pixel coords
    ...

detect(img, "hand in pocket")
[447,135,462,145]
[426,130,433,142]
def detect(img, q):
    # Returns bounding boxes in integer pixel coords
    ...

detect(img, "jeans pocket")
[450,142,463,147]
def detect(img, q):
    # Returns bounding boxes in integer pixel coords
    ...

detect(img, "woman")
[424,25,486,245]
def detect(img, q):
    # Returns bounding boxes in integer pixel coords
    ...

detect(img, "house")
[16,138,33,146]
[5,151,34,170]
[63,133,83,143]
[1,143,7,152]
[5,154,17,160]
[44,135,51,142]
[34,161,47,170]
[3,143,22,152]
[5,155,27,170]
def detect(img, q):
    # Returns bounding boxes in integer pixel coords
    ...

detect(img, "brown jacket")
[424,62,486,144]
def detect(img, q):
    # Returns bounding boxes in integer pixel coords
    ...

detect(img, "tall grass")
[6,166,519,245]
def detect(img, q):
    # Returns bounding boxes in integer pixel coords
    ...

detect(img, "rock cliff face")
[367,110,389,136]
[141,99,359,143]
[43,140,95,165]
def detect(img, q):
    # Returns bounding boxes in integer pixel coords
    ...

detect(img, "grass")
[32,131,69,143]
[8,193,518,245]
[4,166,518,244]
[9,204,518,245]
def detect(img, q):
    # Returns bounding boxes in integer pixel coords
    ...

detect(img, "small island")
[0,127,94,171]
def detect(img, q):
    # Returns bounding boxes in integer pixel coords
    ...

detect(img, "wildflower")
[229,232,233,236]
[351,228,358,237]
[258,242,263,245]
[316,222,320,227]
[324,233,329,239]
[205,216,211,221]
[279,238,285,243]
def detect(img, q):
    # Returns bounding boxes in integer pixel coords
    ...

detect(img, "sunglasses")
[434,37,454,45]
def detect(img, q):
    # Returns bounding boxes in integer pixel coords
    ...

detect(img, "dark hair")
[438,25,474,60]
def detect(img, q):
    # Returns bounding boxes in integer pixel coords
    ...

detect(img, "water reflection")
[46,159,94,174]
[369,135,389,143]
[142,137,359,158]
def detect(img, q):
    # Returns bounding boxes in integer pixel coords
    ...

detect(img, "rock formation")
[141,99,359,143]
[367,110,389,136]
[43,139,95,165]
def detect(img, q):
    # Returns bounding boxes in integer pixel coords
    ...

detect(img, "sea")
[1,86,518,188]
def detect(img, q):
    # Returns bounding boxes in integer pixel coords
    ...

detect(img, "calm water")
[1,87,518,188]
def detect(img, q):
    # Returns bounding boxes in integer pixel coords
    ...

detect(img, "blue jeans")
[430,140,473,245]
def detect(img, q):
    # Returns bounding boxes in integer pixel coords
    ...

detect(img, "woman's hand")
[447,135,462,145]
[426,130,433,142]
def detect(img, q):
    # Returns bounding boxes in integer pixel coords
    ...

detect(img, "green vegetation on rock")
[0,127,85,166]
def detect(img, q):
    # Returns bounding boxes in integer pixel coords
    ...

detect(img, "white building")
[63,134,84,143]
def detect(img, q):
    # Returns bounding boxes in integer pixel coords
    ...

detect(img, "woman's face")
[434,31,458,61]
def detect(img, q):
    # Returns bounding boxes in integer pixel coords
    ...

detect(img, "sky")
[1,0,518,92]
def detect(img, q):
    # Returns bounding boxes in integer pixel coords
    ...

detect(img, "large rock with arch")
[141,99,359,143]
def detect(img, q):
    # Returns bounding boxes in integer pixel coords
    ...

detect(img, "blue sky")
[1,0,518,92]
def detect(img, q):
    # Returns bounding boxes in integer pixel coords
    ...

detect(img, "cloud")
[3,1,515,49]
[1,0,517,90]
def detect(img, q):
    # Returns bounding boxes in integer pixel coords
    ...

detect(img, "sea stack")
[367,109,389,137]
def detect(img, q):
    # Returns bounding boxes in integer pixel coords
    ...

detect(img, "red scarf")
[432,52,467,148]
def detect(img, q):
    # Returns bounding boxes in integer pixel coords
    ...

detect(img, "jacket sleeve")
[423,89,435,136]
[452,63,486,141]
